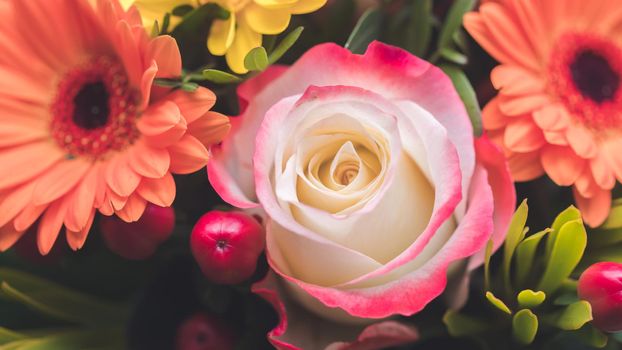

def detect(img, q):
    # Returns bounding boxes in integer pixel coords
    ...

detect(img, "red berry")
[100,204,175,260]
[578,262,622,332]
[190,211,264,285]
[175,313,235,350]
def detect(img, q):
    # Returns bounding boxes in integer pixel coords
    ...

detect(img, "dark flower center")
[51,57,140,158]
[570,50,620,103]
[72,81,110,130]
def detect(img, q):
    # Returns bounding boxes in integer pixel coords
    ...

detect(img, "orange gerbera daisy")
[465,0,622,227]
[0,0,230,254]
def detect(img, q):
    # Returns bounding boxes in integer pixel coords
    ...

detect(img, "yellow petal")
[207,15,236,56]
[225,19,262,74]
[289,0,327,14]
[252,0,298,9]
[245,3,291,35]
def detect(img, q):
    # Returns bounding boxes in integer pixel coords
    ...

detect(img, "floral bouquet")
[1,0,622,349]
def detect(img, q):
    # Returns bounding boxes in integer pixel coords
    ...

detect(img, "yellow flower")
[125,0,327,74]
[121,0,192,30]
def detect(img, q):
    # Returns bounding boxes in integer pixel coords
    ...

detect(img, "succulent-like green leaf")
[443,310,491,337]
[485,291,511,314]
[345,8,382,54]
[544,301,593,330]
[573,326,608,348]
[538,219,587,294]
[512,309,538,345]
[268,26,304,65]
[546,206,581,259]
[515,229,550,287]
[484,239,493,292]
[439,64,483,136]
[202,69,242,84]
[502,199,529,293]
[517,290,546,309]
[244,47,269,71]
[0,269,126,326]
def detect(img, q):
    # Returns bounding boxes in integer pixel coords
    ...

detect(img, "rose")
[208,42,515,323]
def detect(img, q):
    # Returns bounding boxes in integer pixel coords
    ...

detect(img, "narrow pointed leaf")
[546,206,581,259]
[202,69,242,84]
[439,64,483,136]
[501,199,528,293]
[345,8,382,54]
[437,0,475,51]
[405,0,432,56]
[486,291,511,314]
[268,27,304,65]
[484,239,493,292]
[515,229,550,286]
[439,47,468,65]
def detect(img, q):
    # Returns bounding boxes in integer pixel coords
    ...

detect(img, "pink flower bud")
[190,211,265,285]
[100,204,175,260]
[578,262,622,332]
[175,313,234,350]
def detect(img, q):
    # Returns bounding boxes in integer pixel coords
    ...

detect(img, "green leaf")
[437,0,475,51]
[439,47,468,65]
[439,64,483,136]
[512,309,538,345]
[517,290,546,309]
[0,269,126,326]
[588,228,622,248]
[0,329,124,350]
[153,78,181,88]
[554,293,579,306]
[345,8,382,54]
[544,301,592,330]
[150,20,160,38]
[546,205,581,259]
[486,291,511,314]
[443,310,491,337]
[244,47,269,72]
[502,199,529,294]
[180,82,199,92]
[161,12,171,34]
[405,0,432,56]
[573,326,608,348]
[515,229,550,286]
[202,69,242,84]
[484,239,493,292]
[172,4,194,17]
[0,328,25,345]
[538,219,586,294]
[268,27,304,65]
[602,199,622,229]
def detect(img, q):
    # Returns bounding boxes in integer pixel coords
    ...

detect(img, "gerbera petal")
[137,172,176,207]
[116,194,147,223]
[604,139,622,183]
[491,65,545,96]
[566,125,598,159]
[507,150,544,181]
[129,141,171,178]
[0,118,49,147]
[140,61,158,110]
[0,224,25,252]
[532,104,570,131]
[169,87,216,123]
[573,187,611,228]
[106,155,141,197]
[590,153,616,190]
[137,100,182,136]
[66,209,95,251]
[146,35,182,78]
[244,3,292,35]
[0,181,37,228]
[15,209,45,238]
[207,16,235,56]
[541,145,585,186]
[498,94,550,116]
[481,97,508,130]
[543,130,567,146]
[65,165,99,232]
[32,158,92,206]
[0,142,65,190]
[188,111,231,147]
[225,19,262,74]
[37,200,68,255]
[168,135,210,174]
[504,117,545,153]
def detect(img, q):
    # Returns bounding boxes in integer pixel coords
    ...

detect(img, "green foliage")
[443,204,601,348]
[268,26,305,65]
[0,269,126,349]
[440,64,483,136]
[345,8,382,54]
[513,309,538,345]
[244,47,269,72]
